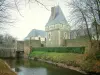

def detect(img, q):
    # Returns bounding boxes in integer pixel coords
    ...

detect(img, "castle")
[45,6,70,47]
[25,5,70,47]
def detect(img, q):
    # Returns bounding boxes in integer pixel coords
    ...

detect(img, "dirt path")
[0,59,17,75]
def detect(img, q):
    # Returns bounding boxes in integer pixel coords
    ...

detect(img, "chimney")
[51,7,56,19]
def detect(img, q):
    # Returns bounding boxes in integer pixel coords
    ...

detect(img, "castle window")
[64,32,67,39]
[45,38,46,41]
[48,32,52,39]
[48,33,51,39]
[39,37,41,40]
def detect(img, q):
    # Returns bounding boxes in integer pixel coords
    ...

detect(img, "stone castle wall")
[65,39,91,53]
[24,40,41,58]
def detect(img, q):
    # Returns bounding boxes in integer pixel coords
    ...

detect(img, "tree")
[68,0,100,55]
[0,0,49,30]
[67,0,100,72]
[3,34,16,48]
[0,34,16,57]
[26,0,49,10]
[0,0,15,29]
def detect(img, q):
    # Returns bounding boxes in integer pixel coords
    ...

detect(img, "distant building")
[25,29,46,47]
[45,5,70,47]
[24,29,46,58]
[25,29,46,41]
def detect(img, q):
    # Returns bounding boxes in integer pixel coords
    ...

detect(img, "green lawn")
[30,51,84,67]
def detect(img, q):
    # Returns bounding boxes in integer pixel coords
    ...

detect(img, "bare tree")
[0,0,50,30]
[3,34,16,48]
[68,0,92,42]
[0,34,16,57]
[26,0,50,10]
[68,0,100,53]
[0,0,17,30]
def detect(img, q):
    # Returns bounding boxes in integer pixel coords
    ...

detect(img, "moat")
[3,59,85,75]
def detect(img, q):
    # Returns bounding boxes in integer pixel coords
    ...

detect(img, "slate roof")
[45,5,68,26]
[25,29,46,39]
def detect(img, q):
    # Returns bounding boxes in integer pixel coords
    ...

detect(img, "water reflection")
[15,67,21,72]
[4,59,85,75]
[18,67,47,75]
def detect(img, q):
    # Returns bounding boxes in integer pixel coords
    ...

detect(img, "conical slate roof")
[25,29,46,39]
[46,5,68,26]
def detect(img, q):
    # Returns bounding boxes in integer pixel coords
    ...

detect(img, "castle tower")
[45,5,70,47]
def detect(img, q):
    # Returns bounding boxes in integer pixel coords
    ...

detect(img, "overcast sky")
[5,0,71,40]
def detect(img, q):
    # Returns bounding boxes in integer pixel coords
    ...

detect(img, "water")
[4,59,85,75]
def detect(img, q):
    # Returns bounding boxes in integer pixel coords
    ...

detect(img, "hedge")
[31,47,85,54]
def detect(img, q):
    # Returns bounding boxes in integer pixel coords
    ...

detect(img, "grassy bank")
[0,59,17,75]
[29,51,100,73]
[29,51,84,67]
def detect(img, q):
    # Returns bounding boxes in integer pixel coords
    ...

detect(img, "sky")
[5,0,71,40]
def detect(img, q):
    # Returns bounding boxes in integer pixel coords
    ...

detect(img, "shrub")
[32,47,85,54]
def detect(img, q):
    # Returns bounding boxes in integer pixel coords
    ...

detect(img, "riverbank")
[0,59,17,75]
[30,57,87,74]
[29,51,100,74]
[29,51,86,74]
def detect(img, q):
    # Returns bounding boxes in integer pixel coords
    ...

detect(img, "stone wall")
[46,29,70,47]
[17,41,24,51]
[0,40,17,58]
[24,40,30,58]
[30,40,41,47]
[24,40,41,58]
[0,48,16,58]
[65,39,91,53]
[46,30,59,47]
